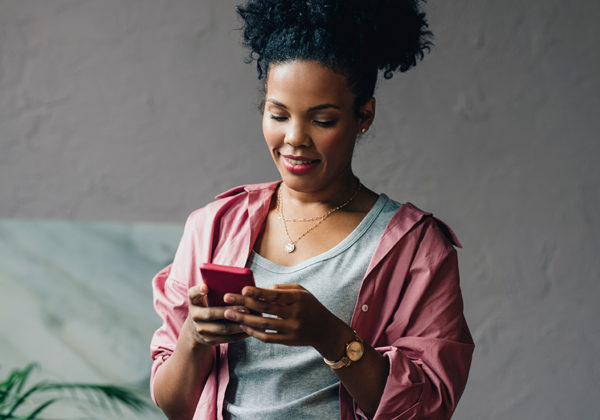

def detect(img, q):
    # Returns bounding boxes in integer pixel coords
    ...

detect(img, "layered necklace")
[276,180,361,253]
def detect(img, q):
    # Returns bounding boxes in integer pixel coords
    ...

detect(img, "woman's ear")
[358,97,376,133]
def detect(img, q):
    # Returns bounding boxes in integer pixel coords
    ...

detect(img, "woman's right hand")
[154,283,245,419]
[185,283,249,346]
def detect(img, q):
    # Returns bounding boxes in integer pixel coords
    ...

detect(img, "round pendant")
[285,243,296,253]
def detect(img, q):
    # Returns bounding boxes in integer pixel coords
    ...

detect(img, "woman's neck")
[278,173,360,218]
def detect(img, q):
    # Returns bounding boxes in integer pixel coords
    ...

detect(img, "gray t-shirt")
[224,194,400,420]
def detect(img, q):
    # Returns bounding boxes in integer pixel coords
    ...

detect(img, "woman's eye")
[270,115,287,121]
[314,120,337,127]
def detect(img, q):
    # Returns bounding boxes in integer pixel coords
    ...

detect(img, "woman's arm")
[152,316,214,420]
[222,284,388,417]
[359,246,474,419]
[315,313,389,417]
[153,284,248,420]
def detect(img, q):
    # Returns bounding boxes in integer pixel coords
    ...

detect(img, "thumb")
[188,283,209,307]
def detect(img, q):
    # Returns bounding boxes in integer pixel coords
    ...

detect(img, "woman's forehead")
[265,60,354,108]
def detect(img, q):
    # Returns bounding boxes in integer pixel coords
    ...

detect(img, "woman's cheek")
[320,129,356,152]
[262,120,279,147]
[262,116,270,137]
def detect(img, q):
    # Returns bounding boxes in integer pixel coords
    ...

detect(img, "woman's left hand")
[225,284,388,417]
[222,284,350,358]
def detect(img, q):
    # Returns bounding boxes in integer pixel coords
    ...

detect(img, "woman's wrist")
[180,316,215,354]
[314,316,356,361]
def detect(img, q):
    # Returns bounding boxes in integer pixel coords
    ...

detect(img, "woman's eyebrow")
[265,98,341,111]
[308,104,340,111]
[265,99,288,109]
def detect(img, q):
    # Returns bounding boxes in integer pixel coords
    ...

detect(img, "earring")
[360,127,367,134]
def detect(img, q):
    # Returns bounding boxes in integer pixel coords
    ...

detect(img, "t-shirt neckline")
[250,194,390,273]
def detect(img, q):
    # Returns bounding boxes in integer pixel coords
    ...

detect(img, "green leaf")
[35,383,152,413]
[13,365,37,398]
[1,364,156,419]
[7,382,50,416]
[0,364,38,413]
[24,398,57,419]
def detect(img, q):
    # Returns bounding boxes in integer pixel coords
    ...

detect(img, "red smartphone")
[199,263,256,307]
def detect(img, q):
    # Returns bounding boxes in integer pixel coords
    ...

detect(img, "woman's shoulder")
[214,181,280,200]
[381,199,462,250]
[185,181,279,225]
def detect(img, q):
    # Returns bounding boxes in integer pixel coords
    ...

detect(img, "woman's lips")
[280,154,320,174]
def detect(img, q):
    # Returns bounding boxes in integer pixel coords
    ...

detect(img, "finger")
[191,305,247,322]
[223,292,270,308]
[189,284,208,306]
[223,292,243,305]
[195,319,247,336]
[242,286,297,305]
[224,310,292,333]
[240,325,292,344]
[233,296,288,317]
[197,331,248,346]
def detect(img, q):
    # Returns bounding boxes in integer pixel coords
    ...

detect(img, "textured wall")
[1,0,599,418]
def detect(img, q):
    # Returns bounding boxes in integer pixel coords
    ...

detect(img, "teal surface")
[0,219,182,419]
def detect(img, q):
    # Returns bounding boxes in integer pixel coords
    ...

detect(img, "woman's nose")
[285,121,311,147]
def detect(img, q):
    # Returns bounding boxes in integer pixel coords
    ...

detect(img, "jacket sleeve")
[149,265,189,403]
[149,211,204,403]
[355,220,474,419]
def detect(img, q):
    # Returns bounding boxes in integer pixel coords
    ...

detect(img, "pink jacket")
[150,181,474,419]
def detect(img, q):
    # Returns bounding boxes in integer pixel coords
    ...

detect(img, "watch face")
[347,340,364,362]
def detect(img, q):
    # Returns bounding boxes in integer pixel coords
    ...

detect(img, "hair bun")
[237,0,432,79]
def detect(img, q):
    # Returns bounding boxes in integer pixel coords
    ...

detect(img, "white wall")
[1,1,599,418]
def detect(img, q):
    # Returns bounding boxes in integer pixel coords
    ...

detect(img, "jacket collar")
[246,182,280,256]
[214,181,281,199]
[215,181,280,259]
[216,182,461,276]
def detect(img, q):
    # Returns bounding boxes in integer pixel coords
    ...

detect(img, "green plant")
[0,363,155,419]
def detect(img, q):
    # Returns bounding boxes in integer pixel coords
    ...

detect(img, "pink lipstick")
[280,154,320,175]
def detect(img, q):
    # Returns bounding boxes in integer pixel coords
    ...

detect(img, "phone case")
[199,263,256,306]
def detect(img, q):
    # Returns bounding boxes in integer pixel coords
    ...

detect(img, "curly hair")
[237,0,432,111]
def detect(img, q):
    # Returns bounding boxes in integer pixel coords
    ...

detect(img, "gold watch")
[323,331,364,369]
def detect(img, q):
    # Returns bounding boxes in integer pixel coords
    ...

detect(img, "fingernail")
[242,289,253,297]
[223,294,234,304]
[237,307,248,314]
[224,310,235,320]
[239,325,247,332]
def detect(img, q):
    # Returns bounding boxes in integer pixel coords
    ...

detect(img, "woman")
[150,1,474,419]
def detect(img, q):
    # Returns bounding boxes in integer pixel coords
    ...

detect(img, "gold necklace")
[278,186,360,222]
[277,180,361,253]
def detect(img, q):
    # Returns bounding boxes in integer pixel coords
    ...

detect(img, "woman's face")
[262,60,373,194]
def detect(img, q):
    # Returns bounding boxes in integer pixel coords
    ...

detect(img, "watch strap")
[323,331,363,370]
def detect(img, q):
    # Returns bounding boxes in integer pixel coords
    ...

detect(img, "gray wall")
[1,1,599,419]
